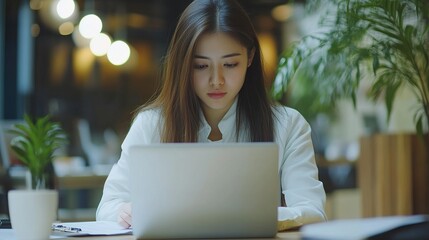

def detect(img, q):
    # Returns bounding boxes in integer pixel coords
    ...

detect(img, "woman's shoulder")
[272,104,306,122]
[124,107,162,143]
[133,107,162,126]
[271,104,312,143]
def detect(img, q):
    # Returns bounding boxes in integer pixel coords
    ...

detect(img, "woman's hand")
[117,202,132,228]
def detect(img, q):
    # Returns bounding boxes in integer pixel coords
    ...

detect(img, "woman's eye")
[194,64,208,70]
[224,63,238,68]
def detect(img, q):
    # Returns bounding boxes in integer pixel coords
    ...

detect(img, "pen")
[52,224,82,233]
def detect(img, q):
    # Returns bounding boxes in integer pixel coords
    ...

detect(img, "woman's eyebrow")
[194,53,242,59]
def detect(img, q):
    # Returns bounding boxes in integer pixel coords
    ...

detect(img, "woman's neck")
[203,107,228,141]
[208,127,222,141]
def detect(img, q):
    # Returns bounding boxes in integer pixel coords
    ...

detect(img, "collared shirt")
[96,99,327,229]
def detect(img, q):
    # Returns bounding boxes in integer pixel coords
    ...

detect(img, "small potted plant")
[9,114,67,189]
[7,114,67,240]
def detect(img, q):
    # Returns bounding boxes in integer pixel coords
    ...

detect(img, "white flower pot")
[8,189,58,240]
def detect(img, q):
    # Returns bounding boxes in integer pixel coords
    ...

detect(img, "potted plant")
[271,0,428,215]
[7,114,67,240]
[9,114,67,189]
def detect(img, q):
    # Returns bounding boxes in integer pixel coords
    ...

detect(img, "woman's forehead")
[194,32,247,57]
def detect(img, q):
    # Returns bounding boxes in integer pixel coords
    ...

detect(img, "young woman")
[97,0,327,230]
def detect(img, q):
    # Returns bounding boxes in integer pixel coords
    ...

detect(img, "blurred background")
[0,0,427,223]
[1,0,291,161]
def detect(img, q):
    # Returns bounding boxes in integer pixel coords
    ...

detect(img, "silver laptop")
[129,142,279,239]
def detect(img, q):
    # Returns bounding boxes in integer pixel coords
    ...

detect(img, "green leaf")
[8,114,68,182]
[372,53,380,74]
[384,81,401,123]
[415,115,423,136]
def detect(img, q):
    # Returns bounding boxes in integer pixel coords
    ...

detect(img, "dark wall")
[2,0,19,119]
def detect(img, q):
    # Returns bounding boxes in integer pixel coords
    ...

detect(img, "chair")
[0,120,24,169]
[76,119,120,168]
[0,120,25,217]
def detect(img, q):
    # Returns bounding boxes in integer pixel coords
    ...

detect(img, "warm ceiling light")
[58,21,74,35]
[39,0,78,31]
[90,33,112,56]
[56,0,76,19]
[272,4,293,22]
[30,0,43,10]
[79,14,103,39]
[107,40,130,66]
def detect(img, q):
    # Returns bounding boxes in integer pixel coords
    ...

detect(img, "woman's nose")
[210,67,225,87]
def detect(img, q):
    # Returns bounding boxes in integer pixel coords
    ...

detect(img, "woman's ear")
[248,47,255,67]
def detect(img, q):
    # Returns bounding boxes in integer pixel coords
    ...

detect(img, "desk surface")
[0,229,300,240]
[63,231,301,240]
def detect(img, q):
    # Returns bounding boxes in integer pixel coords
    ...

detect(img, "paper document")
[277,207,302,231]
[51,221,132,237]
[301,215,429,240]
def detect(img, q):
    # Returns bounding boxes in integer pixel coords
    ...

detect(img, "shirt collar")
[198,97,238,142]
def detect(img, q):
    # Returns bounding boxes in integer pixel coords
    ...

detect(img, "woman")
[96,0,327,230]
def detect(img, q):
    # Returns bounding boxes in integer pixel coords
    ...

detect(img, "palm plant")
[9,114,67,189]
[271,0,429,134]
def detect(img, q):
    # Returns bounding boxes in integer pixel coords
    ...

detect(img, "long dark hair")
[140,0,274,142]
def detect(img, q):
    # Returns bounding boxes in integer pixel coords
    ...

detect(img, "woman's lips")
[207,92,226,99]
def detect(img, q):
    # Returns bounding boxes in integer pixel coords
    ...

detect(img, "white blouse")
[96,99,327,229]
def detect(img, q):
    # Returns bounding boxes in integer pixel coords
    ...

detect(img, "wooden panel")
[358,135,374,217]
[359,133,429,217]
[374,134,390,215]
[394,134,412,214]
[412,135,429,214]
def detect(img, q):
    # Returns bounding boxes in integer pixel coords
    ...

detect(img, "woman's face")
[193,32,252,120]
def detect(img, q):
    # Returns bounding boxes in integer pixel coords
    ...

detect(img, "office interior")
[0,0,428,223]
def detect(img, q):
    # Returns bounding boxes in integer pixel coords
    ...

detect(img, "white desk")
[66,232,301,240]
[0,229,301,240]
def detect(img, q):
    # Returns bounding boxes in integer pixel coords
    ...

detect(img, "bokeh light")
[79,14,103,39]
[271,4,293,22]
[107,40,130,66]
[56,0,76,19]
[58,22,75,35]
[90,33,112,56]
